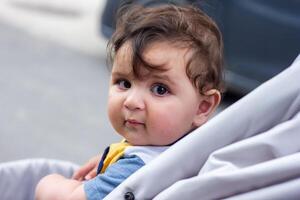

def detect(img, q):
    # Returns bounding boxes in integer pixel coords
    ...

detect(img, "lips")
[125,119,145,127]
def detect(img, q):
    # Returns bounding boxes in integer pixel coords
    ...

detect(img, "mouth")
[125,119,145,127]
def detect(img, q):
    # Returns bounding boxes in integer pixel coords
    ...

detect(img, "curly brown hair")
[108,4,225,94]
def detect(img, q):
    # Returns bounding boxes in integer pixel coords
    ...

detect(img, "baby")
[35,4,224,200]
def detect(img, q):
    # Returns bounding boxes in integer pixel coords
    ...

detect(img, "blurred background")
[0,0,119,164]
[0,0,299,165]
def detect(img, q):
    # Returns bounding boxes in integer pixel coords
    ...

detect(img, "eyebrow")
[112,70,176,86]
[150,74,176,86]
[111,71,132,78]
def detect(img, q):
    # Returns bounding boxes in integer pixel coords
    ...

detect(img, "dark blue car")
[100,0,300,95]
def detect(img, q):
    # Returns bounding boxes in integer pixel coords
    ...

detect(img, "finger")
[85,168,98,180]
[72,161,95,180]
[73,156,100,180]
[72,169,84,180]
[73,165,93,180]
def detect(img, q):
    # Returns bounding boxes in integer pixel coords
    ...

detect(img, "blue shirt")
[84,155,145,200]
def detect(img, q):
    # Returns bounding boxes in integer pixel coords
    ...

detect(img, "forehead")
[112,41,192,76]
[112,42,133,74]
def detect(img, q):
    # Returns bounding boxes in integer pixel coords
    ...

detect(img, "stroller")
[1,55,300,199]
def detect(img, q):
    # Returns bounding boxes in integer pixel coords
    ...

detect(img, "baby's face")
[107,41,204,146]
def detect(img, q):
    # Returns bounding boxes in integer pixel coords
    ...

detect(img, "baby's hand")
[72,156,101,181]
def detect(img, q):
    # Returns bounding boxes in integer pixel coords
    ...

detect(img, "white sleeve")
[124,146,169,164]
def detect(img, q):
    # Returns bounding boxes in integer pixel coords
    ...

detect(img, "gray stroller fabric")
[0,158,78,200]
[106,55,300,200]
[1,55,299,200]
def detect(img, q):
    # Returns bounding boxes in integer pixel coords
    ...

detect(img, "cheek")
[150,100,196,124]
[107,93,122,125]
[148,104,194,139]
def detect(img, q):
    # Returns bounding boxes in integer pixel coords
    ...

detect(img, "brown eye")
[151,84,169,96]
[117,79,131,89]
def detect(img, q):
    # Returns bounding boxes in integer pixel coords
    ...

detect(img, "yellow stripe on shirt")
[100,140,131,173]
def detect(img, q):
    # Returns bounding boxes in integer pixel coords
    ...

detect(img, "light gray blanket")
[0,159,78,200]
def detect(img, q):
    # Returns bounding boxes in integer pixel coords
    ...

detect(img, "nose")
[124,89,145,111]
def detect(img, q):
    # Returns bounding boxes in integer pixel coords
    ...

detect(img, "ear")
[192,89,221,127]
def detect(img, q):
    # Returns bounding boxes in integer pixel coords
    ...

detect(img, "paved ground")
[0,0,120,165]
[0,0,236,165]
